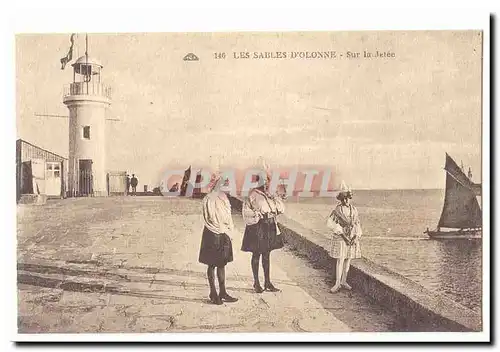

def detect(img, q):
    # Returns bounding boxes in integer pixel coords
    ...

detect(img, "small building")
[16,139,68,202]
[16,139,131,201]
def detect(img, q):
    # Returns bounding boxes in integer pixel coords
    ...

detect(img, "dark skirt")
[241,217,284,254]
[198,227,234,267]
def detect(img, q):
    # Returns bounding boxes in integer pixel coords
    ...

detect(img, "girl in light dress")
[326,183,362,293]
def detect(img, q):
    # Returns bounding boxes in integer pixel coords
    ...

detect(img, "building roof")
[16,139,68,160]
[73,55,103,68]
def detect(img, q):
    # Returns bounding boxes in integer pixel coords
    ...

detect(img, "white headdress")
[339,181,351,192]
[207,168,222,191]
[258,156,272,184]
[337,180,352,200]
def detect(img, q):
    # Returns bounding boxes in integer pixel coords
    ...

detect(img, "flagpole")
[85,33,89,94]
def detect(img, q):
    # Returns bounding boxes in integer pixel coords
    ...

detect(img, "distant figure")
[152,186,163,196]
[126,175,131,195]
[131,174,138,195]
[326,182,362,293]
[468,167,473,179]
[169,182,180,193]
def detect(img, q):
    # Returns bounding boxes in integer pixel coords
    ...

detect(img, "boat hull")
[424,229,482,240]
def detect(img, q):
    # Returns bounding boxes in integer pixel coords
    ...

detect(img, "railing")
[63,82,112,99]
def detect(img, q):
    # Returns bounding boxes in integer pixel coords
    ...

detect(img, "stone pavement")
[17,197,396,333]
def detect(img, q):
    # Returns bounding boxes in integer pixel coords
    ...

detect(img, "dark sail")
[192,172,203,198]
[180,166,191,196]
[438,154,482,229]
[443,153,480,191]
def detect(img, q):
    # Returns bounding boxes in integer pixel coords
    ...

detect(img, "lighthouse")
[63,38,111,197]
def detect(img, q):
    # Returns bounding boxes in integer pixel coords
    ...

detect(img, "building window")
[83,126,91,139]
[45,162,61,178]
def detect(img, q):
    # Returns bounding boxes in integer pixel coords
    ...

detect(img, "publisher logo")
[183,53,199,61]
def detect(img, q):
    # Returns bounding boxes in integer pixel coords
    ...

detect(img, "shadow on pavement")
[17,262,261,303]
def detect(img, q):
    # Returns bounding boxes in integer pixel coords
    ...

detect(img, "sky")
[16,31,483,189]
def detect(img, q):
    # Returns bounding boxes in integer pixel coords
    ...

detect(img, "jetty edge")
[228,195,482,332]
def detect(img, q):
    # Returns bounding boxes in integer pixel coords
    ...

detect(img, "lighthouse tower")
[63,46,111,197]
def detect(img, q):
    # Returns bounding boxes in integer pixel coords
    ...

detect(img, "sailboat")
[424,153,482,240]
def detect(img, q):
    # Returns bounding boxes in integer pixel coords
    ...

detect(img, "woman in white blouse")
[242,175,285,293]
[326,184,362,293]
[198,176,238,305]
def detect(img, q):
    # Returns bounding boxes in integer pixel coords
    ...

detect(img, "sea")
[284,189,482,312]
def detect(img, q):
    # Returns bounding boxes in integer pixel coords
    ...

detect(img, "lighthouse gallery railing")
[63,82,112,99]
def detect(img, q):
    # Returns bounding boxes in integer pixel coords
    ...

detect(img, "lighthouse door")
[79,159,93,196]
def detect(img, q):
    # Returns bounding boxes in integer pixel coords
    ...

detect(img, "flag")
[60,33,76,70]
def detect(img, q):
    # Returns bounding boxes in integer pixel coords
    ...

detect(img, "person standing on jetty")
[126,175,131,195]
[198,175,238,305]
[326,182,363,293]
[131,174,138,195]
[242,174,285,293]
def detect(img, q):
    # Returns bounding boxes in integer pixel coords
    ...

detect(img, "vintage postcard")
[13,24,489,342]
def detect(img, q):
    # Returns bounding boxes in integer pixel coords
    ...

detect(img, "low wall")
[18,194,48,205]
[228,195,481,332]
